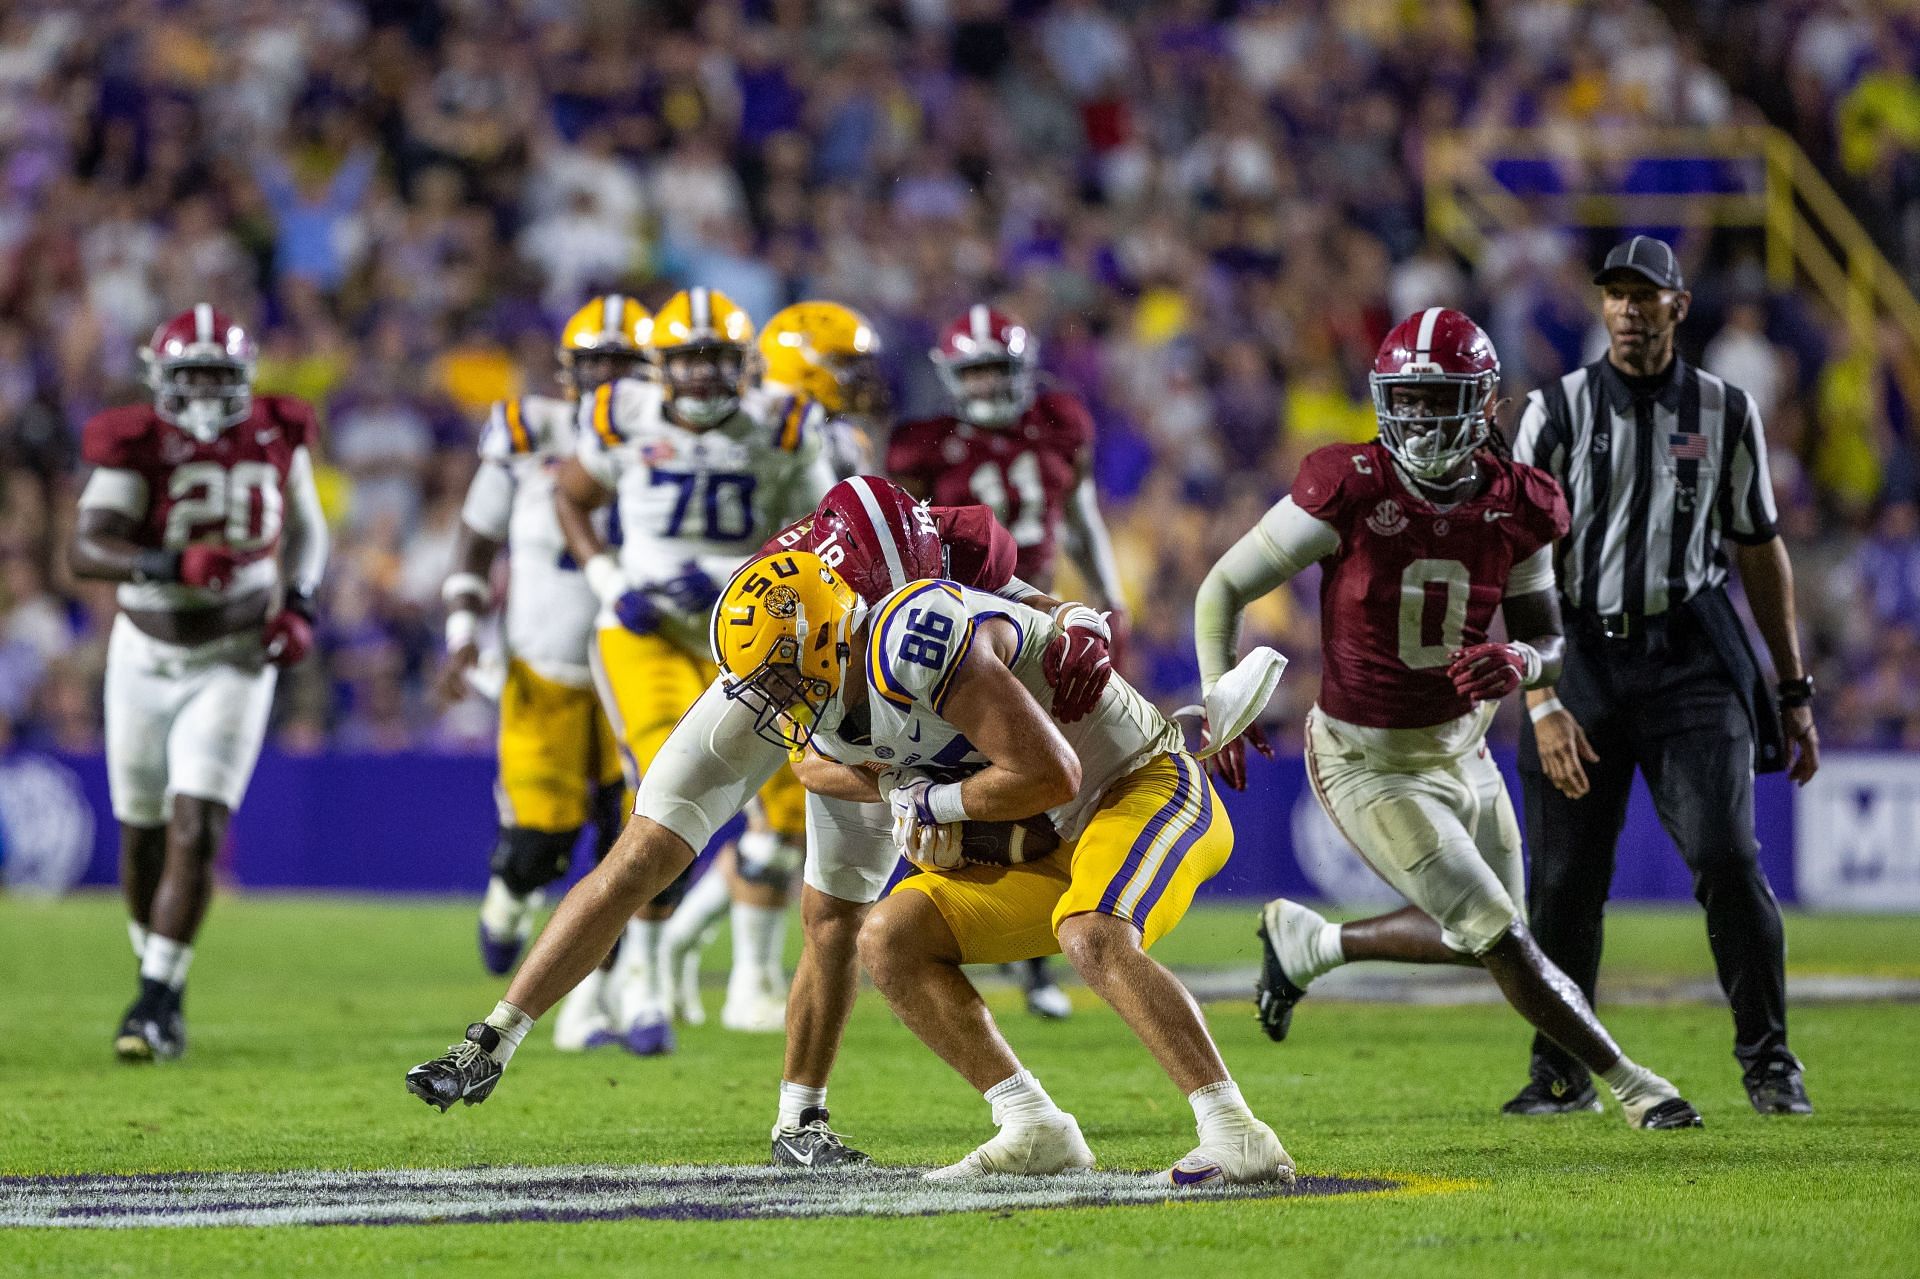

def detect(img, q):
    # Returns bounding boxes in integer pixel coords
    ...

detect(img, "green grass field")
[4,893,1917,1277]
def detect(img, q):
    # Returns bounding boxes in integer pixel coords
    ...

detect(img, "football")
[956,815,1063,867]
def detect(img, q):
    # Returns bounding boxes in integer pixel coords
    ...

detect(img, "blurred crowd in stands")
[3,0,1920,755]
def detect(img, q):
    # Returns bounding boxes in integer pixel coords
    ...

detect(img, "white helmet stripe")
[692,287,711,333]
[970,304,990,343]
[1414,306,1443,358]
[195,303,214,344]
[848,477,910,590]
[605,294,623,333]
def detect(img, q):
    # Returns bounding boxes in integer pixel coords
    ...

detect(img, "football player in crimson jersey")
[71,305,329,1063]
[408,477,1117,1167]
[889,305,1125,1016]
[1195,309,1702,1130]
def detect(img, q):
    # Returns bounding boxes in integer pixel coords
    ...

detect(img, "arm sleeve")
[994,576,1047,604]
[1060,472,1124,611]
[1504,545,1556,597]
[78,468,148,518]
[281,445,330,598]
[1194,497,1340,693]
[1725,390,1780,545]
[460,460,516,541]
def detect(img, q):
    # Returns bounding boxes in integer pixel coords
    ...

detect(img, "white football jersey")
[742,383,874,480]
[465,394,601,687]
[814,581,1183,841]
[577,377,834,652]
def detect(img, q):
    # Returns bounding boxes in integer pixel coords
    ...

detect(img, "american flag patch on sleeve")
[1666,433,1709,461]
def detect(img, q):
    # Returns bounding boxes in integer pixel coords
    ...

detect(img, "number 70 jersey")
[1292,441,1569,730]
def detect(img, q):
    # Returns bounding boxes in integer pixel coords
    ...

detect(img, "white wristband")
[1510,641,1544,687]
[1528,696,1565,724]
[445,609,479,651]
[925,781,970,825]
[583,553,626,607]
[441,572,488,608]
[1052,602,1109,640]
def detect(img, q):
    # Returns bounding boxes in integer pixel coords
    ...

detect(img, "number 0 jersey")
[1290,442,1569,734]
[813,581,1183,842]
[463,394,601,687]
[578,377,834,649]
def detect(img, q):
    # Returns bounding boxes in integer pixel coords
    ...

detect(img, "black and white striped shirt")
[1513,357,1777,617]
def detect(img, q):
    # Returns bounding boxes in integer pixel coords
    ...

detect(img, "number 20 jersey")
[813,581,1182,842]
[1292,441,1569,731]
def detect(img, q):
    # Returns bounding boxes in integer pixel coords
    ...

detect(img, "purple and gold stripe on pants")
[1097,754,1213,925]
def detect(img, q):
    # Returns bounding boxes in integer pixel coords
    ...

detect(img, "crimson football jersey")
[887,389,1092,587]
[1295,442,1569,730]
[81,396,315,565]
[761,503,1017,604]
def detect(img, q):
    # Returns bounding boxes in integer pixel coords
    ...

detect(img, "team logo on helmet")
[764,585,799,618]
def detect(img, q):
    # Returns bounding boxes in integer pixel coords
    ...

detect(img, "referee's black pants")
[1521,613,1793,1085]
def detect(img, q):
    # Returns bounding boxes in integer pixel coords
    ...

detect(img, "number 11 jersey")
[1291,441,1568,733]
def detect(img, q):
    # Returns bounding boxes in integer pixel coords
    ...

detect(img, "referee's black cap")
[1593,235,1685,291]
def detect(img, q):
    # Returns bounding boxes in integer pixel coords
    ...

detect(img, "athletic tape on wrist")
[445,609,479,651]
[1511,641,1544,687]
[441,572,488,607]
[925,782,970,826]
[1528,696,1565,724]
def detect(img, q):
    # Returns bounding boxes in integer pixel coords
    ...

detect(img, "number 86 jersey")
[1291,441,1569,733]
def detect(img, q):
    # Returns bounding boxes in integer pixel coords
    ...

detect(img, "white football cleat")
[1165,1116,1295,1188]
[925,1113,1095,1180]
[721,989,787,1033]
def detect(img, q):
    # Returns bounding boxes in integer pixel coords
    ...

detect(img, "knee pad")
[736,830,803,888]
[647,858,696,911]
[490,827,581,897]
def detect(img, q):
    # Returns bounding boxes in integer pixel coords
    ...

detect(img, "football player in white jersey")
[436,295,648,1051]
[655,300,890,1024]
[554,287,835,1049]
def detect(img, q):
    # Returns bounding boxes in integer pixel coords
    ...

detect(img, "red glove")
[1447,643,1527,703]
[263,609,314,667]
[1043,608,1114,723]
[178,545,241,591]
[1204,717,1273,792]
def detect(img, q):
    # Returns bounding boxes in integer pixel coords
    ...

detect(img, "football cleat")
[551,970,616,1053]
[1501,1076,1605,1116]
[1631,1096,1705,1130]
[1254,899,1321,1042]
[1025,982,1074,1020]
[1745,1059,1814,1115]
[924,1113,1095,1181]
[1165,1117,1295,1189]
[623,1012,676,1057]
[406,1023,505,1111]
[114,981,183,1063]
[476,918,527,977]
[771,1107,871,1169]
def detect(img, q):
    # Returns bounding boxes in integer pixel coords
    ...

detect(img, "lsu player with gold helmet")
[553,286,836,1049]
[437,294,648,1053]
[716,551,1293,1187]
[750,301,889,480]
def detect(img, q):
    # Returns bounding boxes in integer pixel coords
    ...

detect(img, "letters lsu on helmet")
[812,476,945,602]
[930,304,1037,429]
[1368,307,1500,482]
[559,294,651,397]
[759,301,888,420]
[141,304,257,442]
[712,550,865,751]
[643,286,754,428]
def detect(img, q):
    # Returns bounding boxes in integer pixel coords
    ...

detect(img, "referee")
[1508,236,1820,1117]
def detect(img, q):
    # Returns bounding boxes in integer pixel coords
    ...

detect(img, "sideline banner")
[42,748,1824,905]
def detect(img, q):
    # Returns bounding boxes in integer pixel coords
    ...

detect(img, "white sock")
[663,865,732,955]
[1189,1079,1254,1132]
[984,1069,1063,1128]
[140,936,193,989]
[777,1080,829,1131]
[1601,1056,1678,1109]
[128,921,148,960]
[619,918,665,1025]
[1300,922,1347,984]
[480,877,534,936]
[729,901,784,1002]
[483,1000,535,1064]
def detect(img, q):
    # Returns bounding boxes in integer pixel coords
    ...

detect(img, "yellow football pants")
[592,627,805,841]
[892,752,1231,965]
[495,659,623,833]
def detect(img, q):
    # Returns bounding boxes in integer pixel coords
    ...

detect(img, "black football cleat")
[1501,1076,1605,1116]
[771,1107,871,1169]
[1635,1096,1705,1130]
[1745,1059,1814,1115]
[1254,905,1309,1043]
[114,980,183,1063]
[406,1023,505,1112]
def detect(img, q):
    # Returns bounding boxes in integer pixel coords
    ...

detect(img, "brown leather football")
[957,815,1064,867]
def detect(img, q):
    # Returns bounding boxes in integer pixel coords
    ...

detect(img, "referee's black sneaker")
[1744,1059,1814,1115]
[1501,1075,1604,1116]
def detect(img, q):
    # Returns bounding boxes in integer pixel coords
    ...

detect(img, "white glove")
[884,773,965,872]
[583,552,627,609]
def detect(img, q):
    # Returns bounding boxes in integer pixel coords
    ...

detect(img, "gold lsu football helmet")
[558,294,651,397]
[711,550,864,751]
[758,301,888,419]
[643,287,755,428]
